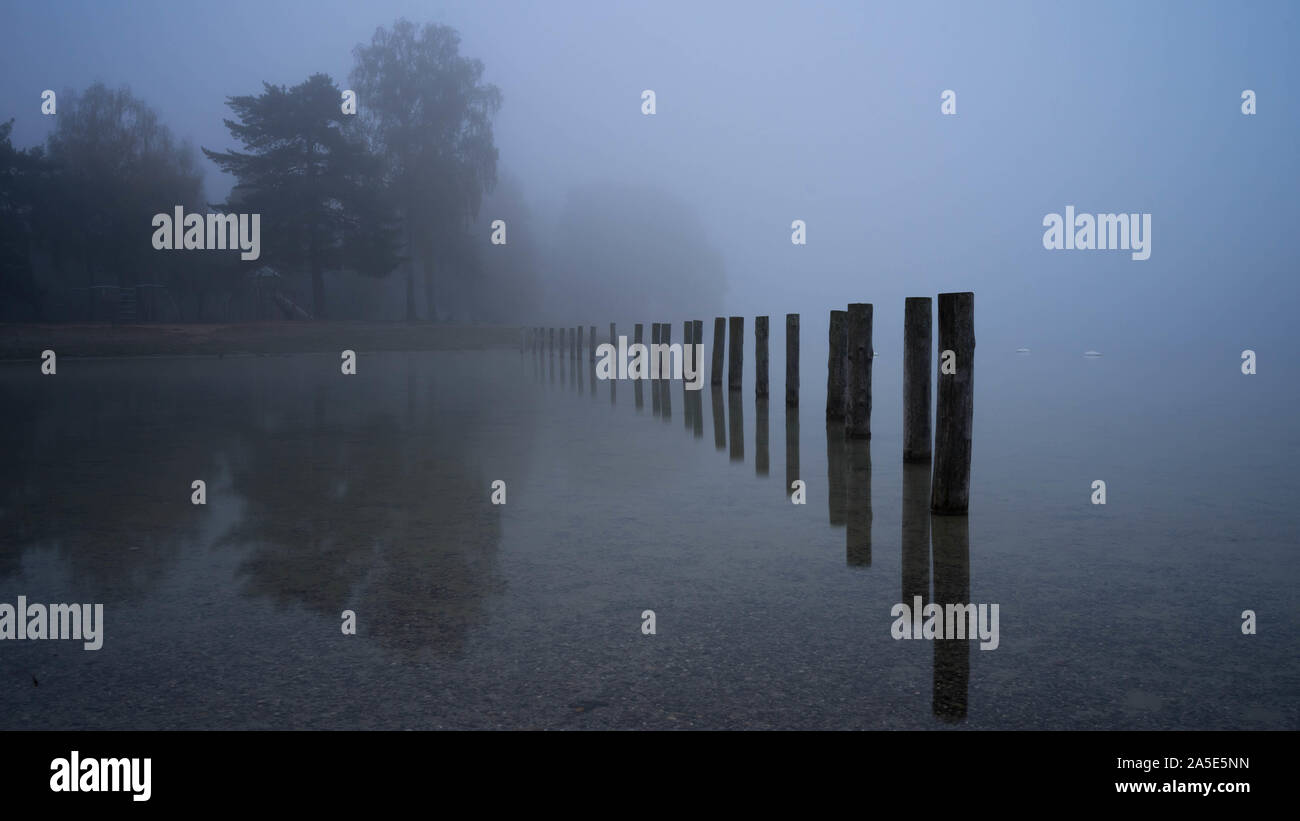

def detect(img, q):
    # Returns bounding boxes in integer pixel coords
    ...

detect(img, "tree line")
[0,19,541,323]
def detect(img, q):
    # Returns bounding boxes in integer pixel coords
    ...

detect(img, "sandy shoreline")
[0,322,521,360]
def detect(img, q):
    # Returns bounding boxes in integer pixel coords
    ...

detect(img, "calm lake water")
[1,323,1297,729]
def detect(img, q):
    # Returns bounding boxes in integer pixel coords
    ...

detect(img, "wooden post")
[755,316,769,398]
[682,320,693,378]
[573,326,580,361]
[727,316,744,391]
[682,321,693,430]
[711,317,726,386]
[931,292,975,514]
[756,397,769,476]
[634,323,644,411]
[693,320,704,380]
[559,327,565,358]
[786,313,799,407]
[661,322,672,420]
[826,310,847,419]
[609,322,616,351]
[904,297,933,462]
[845,303,872,439]
[651,323,661,415]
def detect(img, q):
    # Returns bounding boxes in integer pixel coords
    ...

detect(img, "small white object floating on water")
[1015,347,1030,354]
[1083,350,1102,357]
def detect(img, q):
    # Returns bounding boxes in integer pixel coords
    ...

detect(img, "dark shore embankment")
[0,322,520,360]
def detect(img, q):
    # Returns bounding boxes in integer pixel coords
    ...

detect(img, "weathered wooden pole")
[609,322,616,352]
[692,320,704,378]
[682,321,693,430]
[682,320,693,377]
[825,310,847,419]
[727,316,744,391]
[634,323,644,411]
[931,292,975,514]
[558,327,565,358]
[651,323,661,415]
[573,326,580,361]
[661,322,672,420]
[756,397,769,476]
[711,317,726,386]
[904,297,933,463]
[755,316,769,398]
[844,303,873,439]
[786,313,799,407]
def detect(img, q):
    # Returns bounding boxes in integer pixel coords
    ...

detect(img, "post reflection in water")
[689,388,704,439]
[711,385,726,450]
[682,378,692,431]
[728,390,744,463]
[785,407,799,498]
[901,462,931,606]
[661,374,672,421]
[931,513,971,722]
[755,398,769,476]
[844,438,871,566]
[826,423,847,526]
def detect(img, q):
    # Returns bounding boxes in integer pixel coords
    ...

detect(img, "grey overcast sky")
[3,0,1297,355]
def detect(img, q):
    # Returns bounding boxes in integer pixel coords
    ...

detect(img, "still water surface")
[1,329,1296,729]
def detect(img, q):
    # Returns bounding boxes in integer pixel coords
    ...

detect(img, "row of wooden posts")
[522,292,973,514]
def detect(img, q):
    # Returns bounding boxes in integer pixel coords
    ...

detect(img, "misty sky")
[3,0,1297,354]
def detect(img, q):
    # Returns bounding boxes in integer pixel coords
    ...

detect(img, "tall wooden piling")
[931,292,975,514]
[693,320,704,380]
[755,316,769,398]
[844,303,873,439]
[727,316,744,391]
[786,314,799,407]
[634,323,644,411]
[650,323,661,415]
[609,322,616,352]
[682,321,694,430]
[904,297,933,462]
[683,320,693,377]
[826,310,847,419]
[711,317,726,386]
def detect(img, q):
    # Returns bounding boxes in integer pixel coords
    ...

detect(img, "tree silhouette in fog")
[351,19,501,322]
[203,73,401,319]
